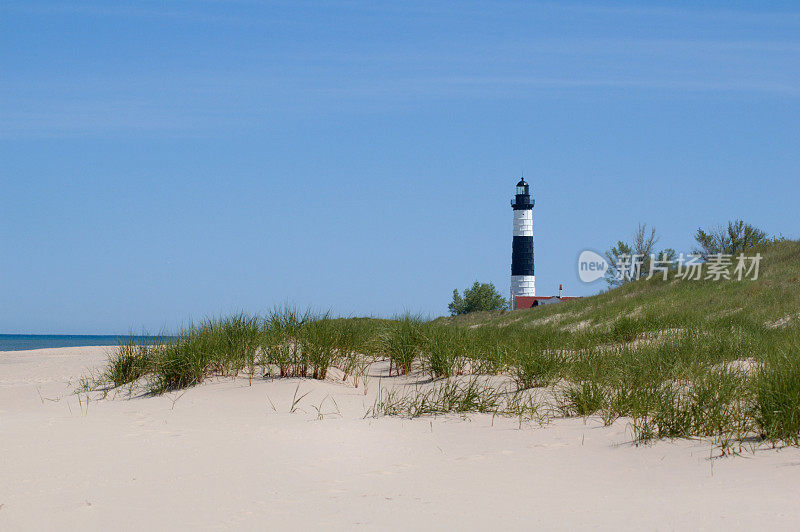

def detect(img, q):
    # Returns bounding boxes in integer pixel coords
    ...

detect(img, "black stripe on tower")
[511,236,534,276]
[512,194,533,210]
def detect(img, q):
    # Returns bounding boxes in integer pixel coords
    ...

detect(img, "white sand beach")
[2,346,800,530]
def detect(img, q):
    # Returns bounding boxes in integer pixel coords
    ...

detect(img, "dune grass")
[98,308,382,394]
[94,240,800,447]
[753,347,800,445]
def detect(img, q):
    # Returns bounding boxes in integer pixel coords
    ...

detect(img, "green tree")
[605,240,634,288]
[694,220,768,259]
[605,223,674,287]
[448,282,508,316]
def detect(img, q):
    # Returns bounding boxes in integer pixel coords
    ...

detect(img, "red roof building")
[515,295,581,309]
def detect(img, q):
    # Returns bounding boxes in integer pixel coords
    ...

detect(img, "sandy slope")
[2,347,800,531]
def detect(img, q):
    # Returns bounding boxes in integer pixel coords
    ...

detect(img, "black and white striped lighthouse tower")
[510,178,535,309]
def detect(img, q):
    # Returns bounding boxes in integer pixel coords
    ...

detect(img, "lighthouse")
[510,178,535,309]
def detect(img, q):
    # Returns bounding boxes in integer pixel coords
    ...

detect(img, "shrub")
[448,282,507,316]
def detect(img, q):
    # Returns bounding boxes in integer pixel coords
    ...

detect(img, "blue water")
[0,334,168,352]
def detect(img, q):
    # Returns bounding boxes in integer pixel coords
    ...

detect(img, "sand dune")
[2,346,800,530]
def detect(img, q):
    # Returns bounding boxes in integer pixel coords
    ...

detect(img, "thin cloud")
[2,71,798,139]
[4,1,800,26]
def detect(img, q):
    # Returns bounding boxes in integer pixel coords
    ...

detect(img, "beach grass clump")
[369,376,551,425]
[100,309,386,394]
[380,315,425,375]
[753,350,800,445]
[369,376,505,417]
[420,324,465,378]
[148,314,263,393]
[627,384,693,441]
[260,306,306,377]
[598,363,752,443]
[512,347,563,390]
[464,343,506,375]
[218,313,262,374]
[299,315,339,380]
[687,367,751,439]
[150,334,206,392]
[559,381,606,417]
[610,316,640,343]
[332,318,380,386]
[103,337,159,387]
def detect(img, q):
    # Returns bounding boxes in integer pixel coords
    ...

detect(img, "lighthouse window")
[516,185,526,195]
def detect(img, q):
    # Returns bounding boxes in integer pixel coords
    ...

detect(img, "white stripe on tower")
[510,275,535,297]
[513,209,533,237]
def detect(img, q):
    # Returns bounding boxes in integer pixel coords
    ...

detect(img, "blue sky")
[1,1,799,333]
